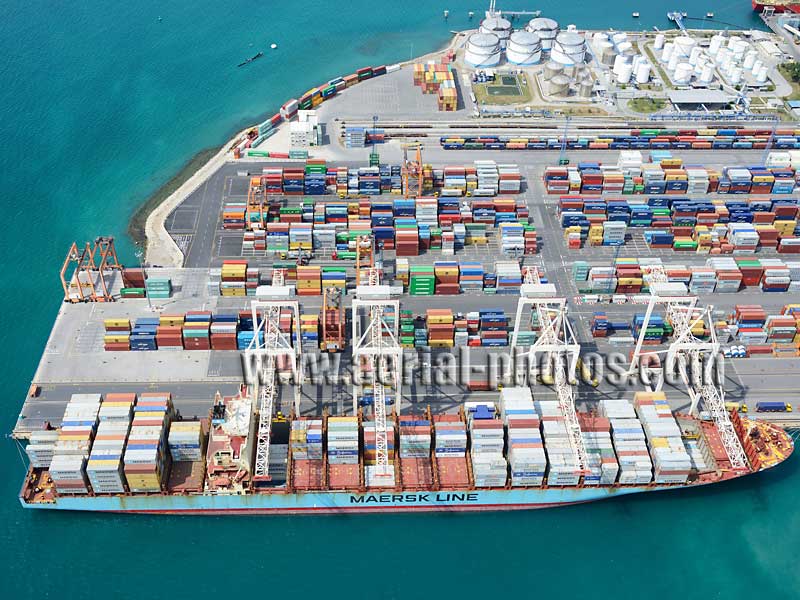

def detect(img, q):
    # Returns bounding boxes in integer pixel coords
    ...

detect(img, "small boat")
[443,9,449,19]
[706,12,714,18]
[632,12,640,18]
[238,51,264,67]
[270,43,278,50]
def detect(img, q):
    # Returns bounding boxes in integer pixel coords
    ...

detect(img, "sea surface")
[0,2,795,598]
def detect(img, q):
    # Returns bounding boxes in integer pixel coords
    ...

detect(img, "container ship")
[752,0,800,14]
[19,386,793,515]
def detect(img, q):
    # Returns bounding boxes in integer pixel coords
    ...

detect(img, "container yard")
[13,6,800,515]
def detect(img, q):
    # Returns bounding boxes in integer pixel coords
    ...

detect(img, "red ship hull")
[752,0,800,13]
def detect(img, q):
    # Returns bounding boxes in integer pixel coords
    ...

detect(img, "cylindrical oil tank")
[752,59,763,75]
[673,36,696,59]
[661,42,674,62]
[727,35,740,49]
[668,53,679,71]
[674,62,693,84]
[562,64,578,79]
[700,62,715,84]
[743,50,758,70]
[551,31,586,66]
[716,47,730,65]
[465,32,501,67]
[505,30,542,65]
[617,41,633,55]
[611,32,628,45]
[578,78,594,97]
[756,65,769,83]
[599,42,616,66]
[613,54,629,75]
[616,63,633,84]
[730,66,743,85]
[480,16,512,48]
[527,17,559,50]
[543,60,564,80]
[548,74,571,96]
[654,33,665,50]
[635,62,651,84]
[709,34,725,55]
[733,40,749,59]
[689,46,702,66]
[592,32,609,48]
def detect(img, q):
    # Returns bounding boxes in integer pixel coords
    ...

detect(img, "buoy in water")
[270,43,278,49]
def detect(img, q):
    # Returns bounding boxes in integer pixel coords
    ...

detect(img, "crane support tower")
[625,277,748,471]
[510,266,589,476]
[321,287,345,352]
[246,268,303,484]
[60,236,122,303]
[351,264,402,479]
[401,143,424,199]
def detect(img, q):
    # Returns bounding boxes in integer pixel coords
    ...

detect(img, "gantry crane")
[510,266,589,476]
[60,236,122,303]
[401,143,424,199]
[321,286,344,352]
[351,262,402,479]
[625,277,748,471]
[246,267,303,485]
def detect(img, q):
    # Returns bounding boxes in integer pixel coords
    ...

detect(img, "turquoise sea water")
[1,2,795,598]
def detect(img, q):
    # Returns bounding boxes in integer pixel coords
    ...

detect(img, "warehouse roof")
[667,90,733,106]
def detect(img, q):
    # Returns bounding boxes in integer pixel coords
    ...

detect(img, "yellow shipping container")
[104,318,131,329]
[104,334,130,343]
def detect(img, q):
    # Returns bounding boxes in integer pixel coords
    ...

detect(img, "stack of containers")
[290,418,324,461]
[210,314,238,350]
[434,415,470,488]
[634,391,691,484]
[459,262,484,291]
[426,309,455,348]
[183,312,211,350]
[145,277,172,299]
[475,160,500,195]
[578,413,619,485]
[156,314,184,350]
[87,404,132,495]
[479,309,508,346]
[363,419,396,488]
[327,416,359,468]
[168,421,205,462]
[536,400,581,486]
[399,416,433,489]
[495,260,522,293]
[467,405,507,488]
[498,165,523,193]
[124,393,173,493]
[296,266,321,296]
[600,399,653,484]
[104,318,131,351]
[50,394,102,495]
[25,430,59,468]
[499,388,547,487]
[499,223,525,257]
[130,318,158,351]
[434,261,460,295]
[409,265,435,295]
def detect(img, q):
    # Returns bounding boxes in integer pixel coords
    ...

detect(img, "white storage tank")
[654,33,666,50]
[612,32,628,45]
[635,62,651,84]
[480,16,512,48]
[661,42,674,62]
[727,35,740,49]
[551,30,586,66]
[689,46,702,66]
[673,36,696,59]
[616,62,633,84]
[613,54,628,72]
[700,62,715,84]
[617,41,633,55]
[506,30,542,65]
[465,32,501,67]
[752,59,763,75]
[674,62,693,84]
[578,78,594,98]
[709,34,725,55]
[543,60,564,80]
[733,40,749,59]
[527,17,559,50]
[668,53,679,71]
[756,65,769,83]
[598,41,616,65]
[743,50,758,70]
[548,74,571,96]
[592,32,609,48]
[730,66,743,85]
